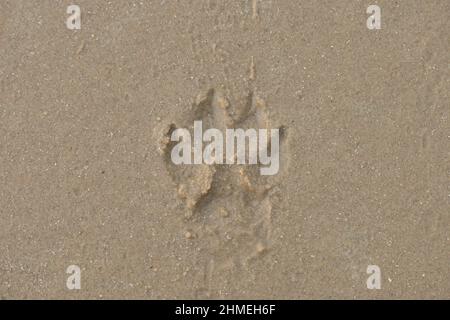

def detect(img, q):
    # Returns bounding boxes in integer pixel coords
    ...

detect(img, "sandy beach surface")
[0,0,449,299]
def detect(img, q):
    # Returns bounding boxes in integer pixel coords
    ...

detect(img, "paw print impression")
[158,81,288,292]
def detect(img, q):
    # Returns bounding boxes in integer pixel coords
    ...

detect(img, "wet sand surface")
[0,0,449,299]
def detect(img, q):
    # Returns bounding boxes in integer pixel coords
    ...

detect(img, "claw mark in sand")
[252,0,258,19]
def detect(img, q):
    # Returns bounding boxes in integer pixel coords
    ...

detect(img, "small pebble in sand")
[218,207,229,217]
[256,243,266,254]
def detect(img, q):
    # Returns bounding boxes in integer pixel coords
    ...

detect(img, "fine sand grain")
[0,0,449,299]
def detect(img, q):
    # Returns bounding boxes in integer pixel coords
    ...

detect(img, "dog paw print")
[157,68,288,297]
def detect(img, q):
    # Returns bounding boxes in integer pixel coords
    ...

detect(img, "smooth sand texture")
[0,0,449,299]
